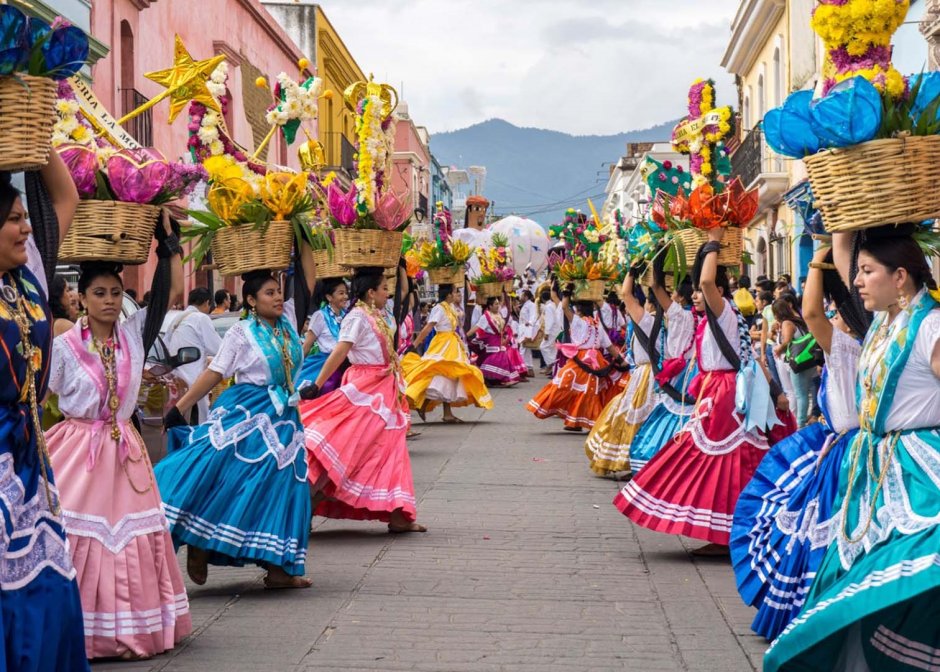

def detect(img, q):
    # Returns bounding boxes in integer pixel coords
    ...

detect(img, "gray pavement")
[95,380,768,672]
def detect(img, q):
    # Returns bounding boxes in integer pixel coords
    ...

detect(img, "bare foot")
[119,651,153,661]
[186,545,208,585]
[264,567,313,589]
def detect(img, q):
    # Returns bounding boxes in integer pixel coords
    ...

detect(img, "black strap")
[633,306,695,405]
[703,301,742,371]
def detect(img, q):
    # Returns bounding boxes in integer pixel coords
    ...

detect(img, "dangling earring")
[250,305,259,324]
[898,293,910,311]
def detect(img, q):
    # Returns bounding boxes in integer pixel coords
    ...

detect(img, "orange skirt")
[526,349,619,429]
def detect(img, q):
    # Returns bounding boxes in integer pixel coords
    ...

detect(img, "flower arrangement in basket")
[413,208,471,285]
[181,156,315,276]
[552,256,618,302]
[471,233,516,300]
[762,0,940,231]
[0,6,89,171]
[56,143,206,264]
[313,77,410,268]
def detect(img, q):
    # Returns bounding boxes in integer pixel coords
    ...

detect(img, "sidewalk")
[96,380,767,672]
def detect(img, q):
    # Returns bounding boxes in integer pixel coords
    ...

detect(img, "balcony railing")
[731,127,783,189]
[120,88,153,147]
[322,132,357,176]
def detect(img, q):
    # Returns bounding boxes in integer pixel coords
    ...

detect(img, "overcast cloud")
[319,0,741,135]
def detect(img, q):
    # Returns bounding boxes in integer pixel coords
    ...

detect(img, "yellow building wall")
[737,9,799,279]
[314,7,365,175]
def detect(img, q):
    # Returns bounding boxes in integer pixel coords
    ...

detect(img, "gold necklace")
[91,327,154,494]
[0,275,59,514]
[269,322,295,396]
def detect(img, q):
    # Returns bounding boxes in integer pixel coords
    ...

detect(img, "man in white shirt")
[165,287,222,424]
[538,287,560,375]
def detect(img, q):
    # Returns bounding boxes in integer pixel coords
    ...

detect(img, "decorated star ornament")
[126,35,225,125]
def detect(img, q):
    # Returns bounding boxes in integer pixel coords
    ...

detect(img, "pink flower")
[663,160,673,169]
[327,181,358,227]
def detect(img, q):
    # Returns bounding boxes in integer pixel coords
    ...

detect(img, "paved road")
[96,380,768,672]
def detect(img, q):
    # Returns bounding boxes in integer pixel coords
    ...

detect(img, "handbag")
[785,331,824,373]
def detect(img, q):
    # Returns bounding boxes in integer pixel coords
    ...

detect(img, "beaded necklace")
[89,323,153,495]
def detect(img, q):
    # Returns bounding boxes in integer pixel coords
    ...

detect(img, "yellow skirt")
[584,363,655,476]
[402,332,493,411]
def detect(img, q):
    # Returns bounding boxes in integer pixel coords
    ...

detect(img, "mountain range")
[429,118,678,227]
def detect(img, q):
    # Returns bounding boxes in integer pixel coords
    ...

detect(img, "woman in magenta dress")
[468,295,522,386]
[300,268,426,533]
[47,255,191,660]
[615,228,794,553]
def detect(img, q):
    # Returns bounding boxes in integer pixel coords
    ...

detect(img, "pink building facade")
[89,0,313,298]
[391,104,431,220]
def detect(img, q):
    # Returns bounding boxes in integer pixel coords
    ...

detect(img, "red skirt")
[613,370,770,544]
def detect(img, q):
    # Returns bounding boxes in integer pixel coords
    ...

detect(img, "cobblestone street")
[97,381,767,672]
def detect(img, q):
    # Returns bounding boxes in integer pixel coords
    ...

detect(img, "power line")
[497,178,608,210]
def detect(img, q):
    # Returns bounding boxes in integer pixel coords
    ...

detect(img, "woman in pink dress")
[46,252,192,660]
[299,268,427,533]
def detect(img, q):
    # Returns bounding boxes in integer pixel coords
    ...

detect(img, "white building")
[602,142,689,228]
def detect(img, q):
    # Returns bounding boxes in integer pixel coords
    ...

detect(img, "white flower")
[275,109,289,125]
[210,62,228,84]
[301,101,318,120]
[202,111,220,128]
[51,130,69,146]
[209,139,224,156]
[58,117,78,134]
[198,126,219,143]
[266,109,280,126]
[285,98,302,117]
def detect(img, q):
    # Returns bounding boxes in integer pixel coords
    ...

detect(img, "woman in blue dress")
[0,154,89,670]
[765,227,940,671]
[731,243,868,641]
[159,270,312,590]
[629,272,698,473]
[298,277,348,395]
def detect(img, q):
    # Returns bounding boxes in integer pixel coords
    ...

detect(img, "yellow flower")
[70,125,88,141]
[261,172,309,220]
[207,181,252,223]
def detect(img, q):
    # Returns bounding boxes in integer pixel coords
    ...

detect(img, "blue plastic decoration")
[763,90,821,159]
[0,5,29,76]
[26,16,51,51]
[910,72,940,122]
[41,25,88,79]
[809,76,882,147]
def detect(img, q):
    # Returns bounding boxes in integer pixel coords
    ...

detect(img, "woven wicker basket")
[572,279,606,302]
[427,266,465,286]
[475,280,513,301]
[333,229,402,268]
[312,249,350,279]
[59,200,161,265]
[803,135,940,232]
[673,227,742,268]
[211,220,293,277]
[0,75,57,172]
[640,267,675,291]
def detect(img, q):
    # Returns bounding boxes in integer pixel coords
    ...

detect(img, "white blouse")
[338,309,386,366]
[824,328,862,434]
[428,303,457,333]
[600,303,626,331]
[307,308,343,353]
[631,312,654,366]
[209,320,286,386]
[665,303,696,361]
[570,314,612,350]
[698,299,740,372]
[519,300,538,339]
[885,309,940,431]
[49,309,147,421]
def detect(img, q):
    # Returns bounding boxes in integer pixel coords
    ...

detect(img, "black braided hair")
[141,211,177,356]
[23,171,60,289]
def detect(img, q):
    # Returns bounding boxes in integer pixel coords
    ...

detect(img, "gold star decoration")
[120,34,226,126]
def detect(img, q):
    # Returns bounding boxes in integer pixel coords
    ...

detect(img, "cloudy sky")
[321,0,741,136]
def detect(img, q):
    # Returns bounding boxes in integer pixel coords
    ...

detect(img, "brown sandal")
[186,546,208,585]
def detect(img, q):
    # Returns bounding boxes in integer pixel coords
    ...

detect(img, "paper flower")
[106,148,171,204]
[763,90,823,159]
[57,144,98,197]
[0,6,28,75]
[326,181,357,227]
[373,190,411,231]
[809,76,882,146]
